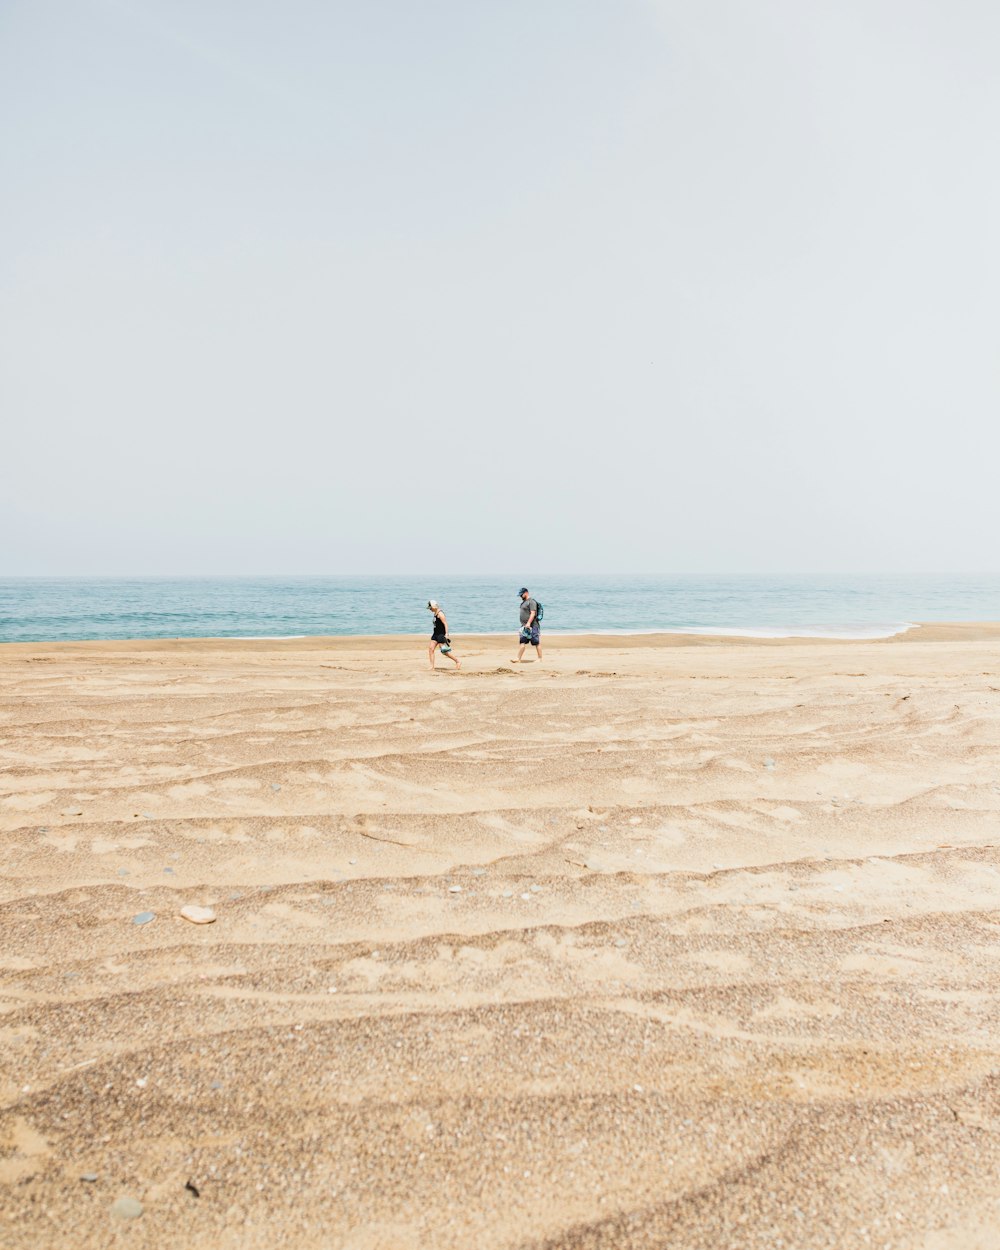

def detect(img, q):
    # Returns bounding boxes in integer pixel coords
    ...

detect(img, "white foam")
[672,623,916,640]
[547,623,916,640]
[230,635,307,640]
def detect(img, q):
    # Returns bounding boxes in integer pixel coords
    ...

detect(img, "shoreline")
[3,620,1000,653]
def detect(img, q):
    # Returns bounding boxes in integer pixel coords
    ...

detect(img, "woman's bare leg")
[428,642,437,670]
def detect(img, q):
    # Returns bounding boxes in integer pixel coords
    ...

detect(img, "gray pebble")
[117,868,129,876]
[271,783,281,791]
[472,868,486,877]
[141,812,155,819]
[763,757,776,769]
[164,867,174,874]
[530,884,541,893]
[614,938,627,948]
[111,1196,143,1219]
[80,1172,98,1183]
[132,911,155,926]
[502,889,514,898]
[228,891,242,901]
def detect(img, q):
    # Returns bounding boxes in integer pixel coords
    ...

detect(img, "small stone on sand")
[111,1196,143,1219]
[80,1172,98,1183]
[180,905,216,924]
[448,885,462,893]
[132,911,155,926]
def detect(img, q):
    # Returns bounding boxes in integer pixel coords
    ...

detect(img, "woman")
[427,600,461,671]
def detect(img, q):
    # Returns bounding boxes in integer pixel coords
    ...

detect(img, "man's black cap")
[518,587,529,596]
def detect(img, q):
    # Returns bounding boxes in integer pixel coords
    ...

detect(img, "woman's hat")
[428,600,439,610]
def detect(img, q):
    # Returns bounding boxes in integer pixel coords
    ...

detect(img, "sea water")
[3,574,1000,644]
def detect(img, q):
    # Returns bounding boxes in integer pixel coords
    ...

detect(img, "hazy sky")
[2,1,997,575]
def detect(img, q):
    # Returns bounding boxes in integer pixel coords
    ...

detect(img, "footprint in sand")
[0,1119,51,1185]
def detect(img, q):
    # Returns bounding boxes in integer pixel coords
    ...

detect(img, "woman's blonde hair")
[427,599,440,612]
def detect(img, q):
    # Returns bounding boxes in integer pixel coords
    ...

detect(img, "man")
[513,586,542,663]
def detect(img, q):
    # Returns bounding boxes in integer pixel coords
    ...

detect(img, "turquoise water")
[3,574,1000,643]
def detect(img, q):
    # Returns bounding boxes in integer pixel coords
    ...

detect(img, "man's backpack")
[535,600,544,622]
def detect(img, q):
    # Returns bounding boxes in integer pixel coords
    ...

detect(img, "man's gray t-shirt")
[519,598,539,626]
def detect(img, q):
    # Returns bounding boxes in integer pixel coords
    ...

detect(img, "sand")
[3,625,1000,1249]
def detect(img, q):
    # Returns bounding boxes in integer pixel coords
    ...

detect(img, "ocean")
[2,574,1000,644]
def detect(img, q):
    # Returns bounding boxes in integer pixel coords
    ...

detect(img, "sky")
[2,0,998,576]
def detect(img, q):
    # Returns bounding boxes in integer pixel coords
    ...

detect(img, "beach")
[3,626,1000,1248]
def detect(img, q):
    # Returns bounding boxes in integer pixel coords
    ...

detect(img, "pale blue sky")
[2,1,998,574]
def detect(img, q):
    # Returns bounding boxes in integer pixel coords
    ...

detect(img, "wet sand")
[3,626,1000,1248]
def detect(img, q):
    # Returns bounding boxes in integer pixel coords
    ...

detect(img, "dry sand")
[3,626,1000,1249]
